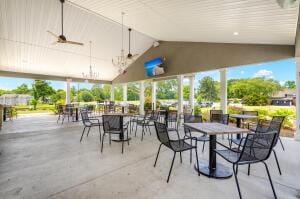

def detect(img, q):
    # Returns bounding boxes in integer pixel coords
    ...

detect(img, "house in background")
[0,94,32,106]
[271,89,296,106]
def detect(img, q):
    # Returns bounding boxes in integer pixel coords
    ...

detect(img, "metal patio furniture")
[215,131,278,199]
[79,110,102,143]
[101,114,129,154]
[154,122,200,183]
[183,114,209,155]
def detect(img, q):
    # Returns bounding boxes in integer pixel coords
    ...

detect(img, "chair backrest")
[242,110,258,116]
[102,115,121,132]
[80,110,90,125]
[267,116,285,146]
[183,115,203,135]
[239,131,277,163]
[168,110,178,121]
[154,122,171,145]
[210,110,223,122]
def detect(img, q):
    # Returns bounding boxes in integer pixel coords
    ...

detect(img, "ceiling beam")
[113,41,294,84]
[0,70,111,84]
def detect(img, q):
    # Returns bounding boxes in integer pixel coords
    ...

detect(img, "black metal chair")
[183,114,209,155]
[153,122,200,183]
[231,116,285,175]
[215,131,278,199]
[57,104,74,124]
[79,110,102,143]
[135,113,152,141]
[101,115,129,153]
[210,109,223,122]
[167,110,178,131]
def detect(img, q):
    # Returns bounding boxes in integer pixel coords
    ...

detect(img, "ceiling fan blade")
[47,30,59,38]
[65,40,84,46]
[128,54,139,60]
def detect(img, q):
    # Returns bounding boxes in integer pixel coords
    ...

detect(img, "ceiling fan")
[127,28,139,60]
[47,0,84,46]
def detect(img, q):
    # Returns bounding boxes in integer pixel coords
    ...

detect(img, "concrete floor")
[0,115,300,199]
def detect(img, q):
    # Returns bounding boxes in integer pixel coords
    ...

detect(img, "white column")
[177,75,184,114]
[189,75,195,113]
[111,84,115,101]
[65,78,71,104]
[295,59,300,140]
[123,84,127,105]
[220,69,228,113]
[139,81,145,115]
[152,81,157,110]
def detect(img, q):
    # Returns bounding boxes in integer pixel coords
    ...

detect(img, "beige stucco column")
[123,84,127,105]
[295,58,300,140]
[152,81,157,110]
[65,78,72,104]
[177,75,184,114]
[139,81,145,115]
[111,84,115,101]
[189,75,195,113]
[220,69,228,113]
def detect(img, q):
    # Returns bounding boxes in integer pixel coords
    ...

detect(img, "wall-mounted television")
[144,57,165,77]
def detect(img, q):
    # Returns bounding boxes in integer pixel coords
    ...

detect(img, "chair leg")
[98,125,102,142]
[190,139,193,164]
[135,124,138,137]
[121,139,124,154]
[154,144,162,167]
[233,164,242,199]
[141,126,145,141]
[101,133,105,153]
[195,147,200,176]
[273,150,282,175]
[202,141,206,152]
[262,162,277,199]
[80,127,86,142]
[180,152,182,163]
[57,115,60,123]
[87,127,91,137]
[279,137,285,151]
[167,152,176,183]
[247,164,251,176]
[109,133,111,145]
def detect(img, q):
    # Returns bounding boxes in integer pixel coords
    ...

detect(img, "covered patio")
[1,0,300,198]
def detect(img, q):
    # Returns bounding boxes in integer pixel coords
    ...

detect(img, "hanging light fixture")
[112,12,128,74]
[82,41,100,81]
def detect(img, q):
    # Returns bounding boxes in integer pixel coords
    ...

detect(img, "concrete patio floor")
[0,115,300,199]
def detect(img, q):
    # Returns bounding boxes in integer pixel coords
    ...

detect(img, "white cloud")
[240,70,245,74]
[279,81,286,86]
[254,69,273,78]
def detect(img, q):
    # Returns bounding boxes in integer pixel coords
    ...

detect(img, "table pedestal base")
[111,134,131,142]
[194,159,232,179]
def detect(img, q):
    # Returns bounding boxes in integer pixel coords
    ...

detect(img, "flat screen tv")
[144,57,165,77]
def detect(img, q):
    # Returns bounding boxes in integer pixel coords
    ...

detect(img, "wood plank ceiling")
[0,0,155,81]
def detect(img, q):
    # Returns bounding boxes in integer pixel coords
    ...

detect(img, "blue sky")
[0,58,296,90]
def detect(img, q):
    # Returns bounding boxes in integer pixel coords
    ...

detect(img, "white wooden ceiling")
[0,0,155,81]
[69,0,299,44]
[0,0,299,82]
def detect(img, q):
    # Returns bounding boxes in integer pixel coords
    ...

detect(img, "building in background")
[271,89,296,106]
[0,94,32,106]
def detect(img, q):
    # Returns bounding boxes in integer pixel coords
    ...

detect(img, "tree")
[114,85,123,101]
[91,84,105,101]
[102,85,111,100]
[157,79,177,99]
[284,81,296,89]
[183,85,190,101]
[50,90,66,105]
[228,78,282,106]
[127,83,139,101]
[197,76,219,102]
[14,84,31,94]
[78,90,94,102]
[32,80,55,103]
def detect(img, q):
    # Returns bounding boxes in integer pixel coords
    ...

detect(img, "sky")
[0,58,296,90]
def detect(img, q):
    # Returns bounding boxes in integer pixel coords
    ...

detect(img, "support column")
[139,81,145,115]
[111,84,115,101]
[177,75,184,114]
[123,84,127,105]
[220,69,228,113]
[65,78,71,104]
[295,58,300,140]
[152,81,157,110]
[189,75,195,113]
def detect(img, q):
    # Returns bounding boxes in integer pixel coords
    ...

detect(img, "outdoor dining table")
[230,114,257,139]
[183,122,250,179]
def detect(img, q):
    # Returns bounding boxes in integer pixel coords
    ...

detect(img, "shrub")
[194,105,201,116]
[78,90,94,102]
